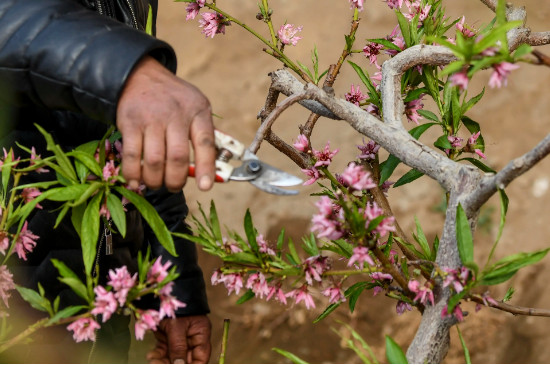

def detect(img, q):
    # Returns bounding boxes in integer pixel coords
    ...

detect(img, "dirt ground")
[136,1,550,363]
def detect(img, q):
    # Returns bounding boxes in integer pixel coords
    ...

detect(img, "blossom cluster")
[67,258,185,342]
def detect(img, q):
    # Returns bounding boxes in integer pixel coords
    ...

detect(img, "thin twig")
[469,296,550,317]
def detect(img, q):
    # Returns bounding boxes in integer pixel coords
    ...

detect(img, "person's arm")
[143,187,212,363]
[0,0,216,191]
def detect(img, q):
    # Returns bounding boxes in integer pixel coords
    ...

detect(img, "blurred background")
[133,1,550,362]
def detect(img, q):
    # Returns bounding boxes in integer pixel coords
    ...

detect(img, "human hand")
[146,315,212,364]
[117,56,216,192]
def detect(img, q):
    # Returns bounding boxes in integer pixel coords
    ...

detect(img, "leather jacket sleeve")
[144,188,210,316]
[0,0,176,123]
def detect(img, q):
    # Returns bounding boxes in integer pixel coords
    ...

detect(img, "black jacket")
[0,0,209,316]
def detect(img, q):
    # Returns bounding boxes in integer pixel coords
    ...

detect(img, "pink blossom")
[134,309,161,340]
[339,163,377,191]
[481,46,499,57]
[217,237,242,253]
[67,318,101,342]
[449,70,469,91]
[303,256,330,285]
[386,0,404,9]
[30,147,49,173]
[363,42,384,65]
[408,279,435,306]
[311,197,344,240]
[91,286,118,322]
[467,131,480,145]
[345,84,367,107]
[199,12,227,38]
[348,0,364,11]
[286,285,316,309]
[381,180,394,196]
[246,272,270,299]
[442,266,472,294]
[107,266,137,306]
[357,139,380,161]
[277,24,303,46]
[321,284,346,304]
[293,134,309,152]
[366,103,380,117]
[405,96,424,125]
[441,304,464,322]
[396,301,413,315]
[474,149,486,159]
[186,3,201,20]
[99,201,111,220]
[0,265,15,307]
[158,283,186,318]
[256,234,276,256]
[385,26,406,56]
[301,167,321,186]
[211,271,244,295]
[363,202,395,237]
[102,160,120,183]
[14,221,39,261]
[21,188,42,209]
[404,1,431,23]
[370,272,393,281]
[456,16,476,38]
[0,232,8,256]
[266,283,287,304]
[448,135,463,148]
[312,141,339,168]
[147,257,172,284]
[488,62,519,88]
[481,292,499,307]
[371,70,383,89]
[348,246,375,269]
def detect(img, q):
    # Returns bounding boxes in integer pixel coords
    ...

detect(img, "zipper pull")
[105,227,113,256]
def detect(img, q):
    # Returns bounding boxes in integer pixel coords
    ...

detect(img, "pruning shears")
[189,130,302,195]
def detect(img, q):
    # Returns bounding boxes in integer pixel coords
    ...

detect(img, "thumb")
[164,318,190,364]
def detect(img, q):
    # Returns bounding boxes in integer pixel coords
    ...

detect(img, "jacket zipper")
[124,0,139,29]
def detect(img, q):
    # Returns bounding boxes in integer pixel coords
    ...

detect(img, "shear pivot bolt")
[247,161,262,173]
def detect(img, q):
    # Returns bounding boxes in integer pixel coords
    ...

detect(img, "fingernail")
[199,175,212,190]
[174,359,186,364]
[128,179,139,190]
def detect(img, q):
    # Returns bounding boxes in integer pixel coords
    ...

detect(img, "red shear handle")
[189,163,228,183]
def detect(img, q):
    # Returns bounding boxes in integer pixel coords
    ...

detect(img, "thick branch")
[464,133,550,213]
[381,45,455,128]
[269,69,466,192]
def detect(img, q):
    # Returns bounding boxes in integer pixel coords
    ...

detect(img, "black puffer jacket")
[0,0,209,316]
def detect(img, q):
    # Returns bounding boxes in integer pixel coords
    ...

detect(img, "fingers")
[142,123,166,189]
[189,109,216,191]
[119,124,143,190]
[164,121,190,192]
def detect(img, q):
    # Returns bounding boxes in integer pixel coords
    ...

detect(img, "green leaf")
[67,150,103,180]
[473,21,522,54]
[503,287,515,302]
[456,326,471,364]
[287,238,301,265]
[413,217,431,258]
[209,201,223,243]
[301,234,319,256]
[461,89,485,115]
[272,348,308,364]
[244,209,258,253]
[115,187,176,256]
[451,88,462,132]
[54,204,70,229]
[434,135,452,150]
[348,61,380,105]
[46,305,88,326]
[396,11,411,47]
[145,4,153,35]
[276,228,285,253]
[458,158,495,173]
[456,204,474,264]
[15,286,50,313]
[71,203,86,238]
[481,248,550,285]
[50,259,88,302]
[346,282,368,313]
[440,60,466,76]
[368,38,403,52]
[224,252,261,265]
[48,184,94,202]
[385,335,408,364]
[313,302,341,323]
[106,193,126,238]
[81,192,102,275]
[393,169,423,188]
[417,110,440,123]
[34,124,77,182]
[236,290,255,305]
[403,88,429,102]
[513,43,532,60]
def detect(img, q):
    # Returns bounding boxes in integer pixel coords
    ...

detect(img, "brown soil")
[135,1,550,363]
